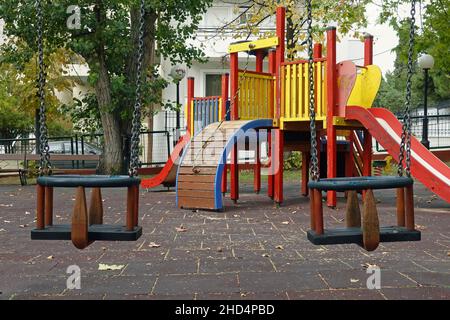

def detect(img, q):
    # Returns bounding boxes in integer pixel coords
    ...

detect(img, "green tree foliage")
[217,0,370,59]
[0,65,33,139]
[374,0,449,112]
[0,0,212,173]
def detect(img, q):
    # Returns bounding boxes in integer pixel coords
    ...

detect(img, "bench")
[0,168,28,185]
[0,154,101,185]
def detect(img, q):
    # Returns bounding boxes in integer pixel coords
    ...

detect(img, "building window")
[205,74,222,96]
[239,7,253,25]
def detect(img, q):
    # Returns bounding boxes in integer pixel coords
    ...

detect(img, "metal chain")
[306,0,319,181]
[398,0,416,178]
[36,0,51,175]
[129,0,146,177]
[191,52,251,173]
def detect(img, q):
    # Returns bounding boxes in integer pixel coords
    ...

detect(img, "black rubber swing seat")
[307,226,420,246]
[308,176,414,192]
[307,176,420,246]
[31,175,142,243]
[36,175,141,188]
[31,224,142,241]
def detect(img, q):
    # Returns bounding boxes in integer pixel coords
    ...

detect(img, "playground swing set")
[31,0,450,251]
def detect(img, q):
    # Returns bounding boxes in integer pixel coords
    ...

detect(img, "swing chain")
[398,0,415,178]
[36,0,51,175]
[306,0,319,181]
[129,0,146,177]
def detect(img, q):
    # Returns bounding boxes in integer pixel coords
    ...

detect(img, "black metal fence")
[163,110,186,139]
[375,113,450,151]
[0,131,172,169]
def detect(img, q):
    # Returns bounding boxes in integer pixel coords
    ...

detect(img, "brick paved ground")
[0,180,449,300]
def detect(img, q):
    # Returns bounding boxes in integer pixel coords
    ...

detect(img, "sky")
[339,2,416,75]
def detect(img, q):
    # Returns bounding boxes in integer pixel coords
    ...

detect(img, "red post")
[221,74,229,194]
[363,34,373,179]
[273,6,285,205]
[313,43,322,59]
[231,142,239,203]
[230,52,239,120]
[254,132,261,193]
[230,52,239,201]
[274,129,284,205]
[267,49,276,198]
[326,27,337,207]
[267,130,274,199]
[255,50,264,72]
[275,6,285,119]
[301,151,310,196]
[254,50,264,193]
[187,77,195,134]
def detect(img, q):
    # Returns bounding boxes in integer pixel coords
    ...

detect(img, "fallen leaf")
[276,245,284,250]
[0,204,13,207]
[361,263,379,269]
[281,221,289,225]
[3,220,11,223]
[47,255,54,260]
[0,228,5,232]
[176,225,187,232]
[148,242,161,248]
[98,263,125,271]
[25,211,31,215]
[262,253,270,257]
[217,247,223,253]
[447,251,450,257]
[291,211,297,214]
[415,224,427,230]
[350,278,359,283]
[19,224,28,228]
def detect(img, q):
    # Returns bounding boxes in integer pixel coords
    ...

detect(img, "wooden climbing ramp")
[176,119,273,211]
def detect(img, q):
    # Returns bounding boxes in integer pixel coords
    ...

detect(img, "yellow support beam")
[228,37,279,53]
[332,116,363,128]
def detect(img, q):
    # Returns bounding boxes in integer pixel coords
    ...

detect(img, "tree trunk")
[94,0,123,174]
[286,14,295,60]
[96,56,123,174]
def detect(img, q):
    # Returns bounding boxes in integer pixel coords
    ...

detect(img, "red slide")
[346,106,450,203]
[141,134,190,189]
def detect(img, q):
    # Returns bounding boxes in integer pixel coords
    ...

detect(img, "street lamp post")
[169,66,186,144]
[418,53,434,149]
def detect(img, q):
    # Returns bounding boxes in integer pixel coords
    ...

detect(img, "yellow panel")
[286,65,291,119]
[347,65,382,108]
[242,75,248,118]
[304,65,309,120]
[218,98,223,121]
[190,101,194,134]
[280,67,285,118]
[298,64,304,118]
[323,62,327,118]
[317,62,322,117]
[292,64,297,119]
[228,37,279,53]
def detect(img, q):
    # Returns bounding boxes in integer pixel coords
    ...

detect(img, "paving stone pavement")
[0,181,449,300]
